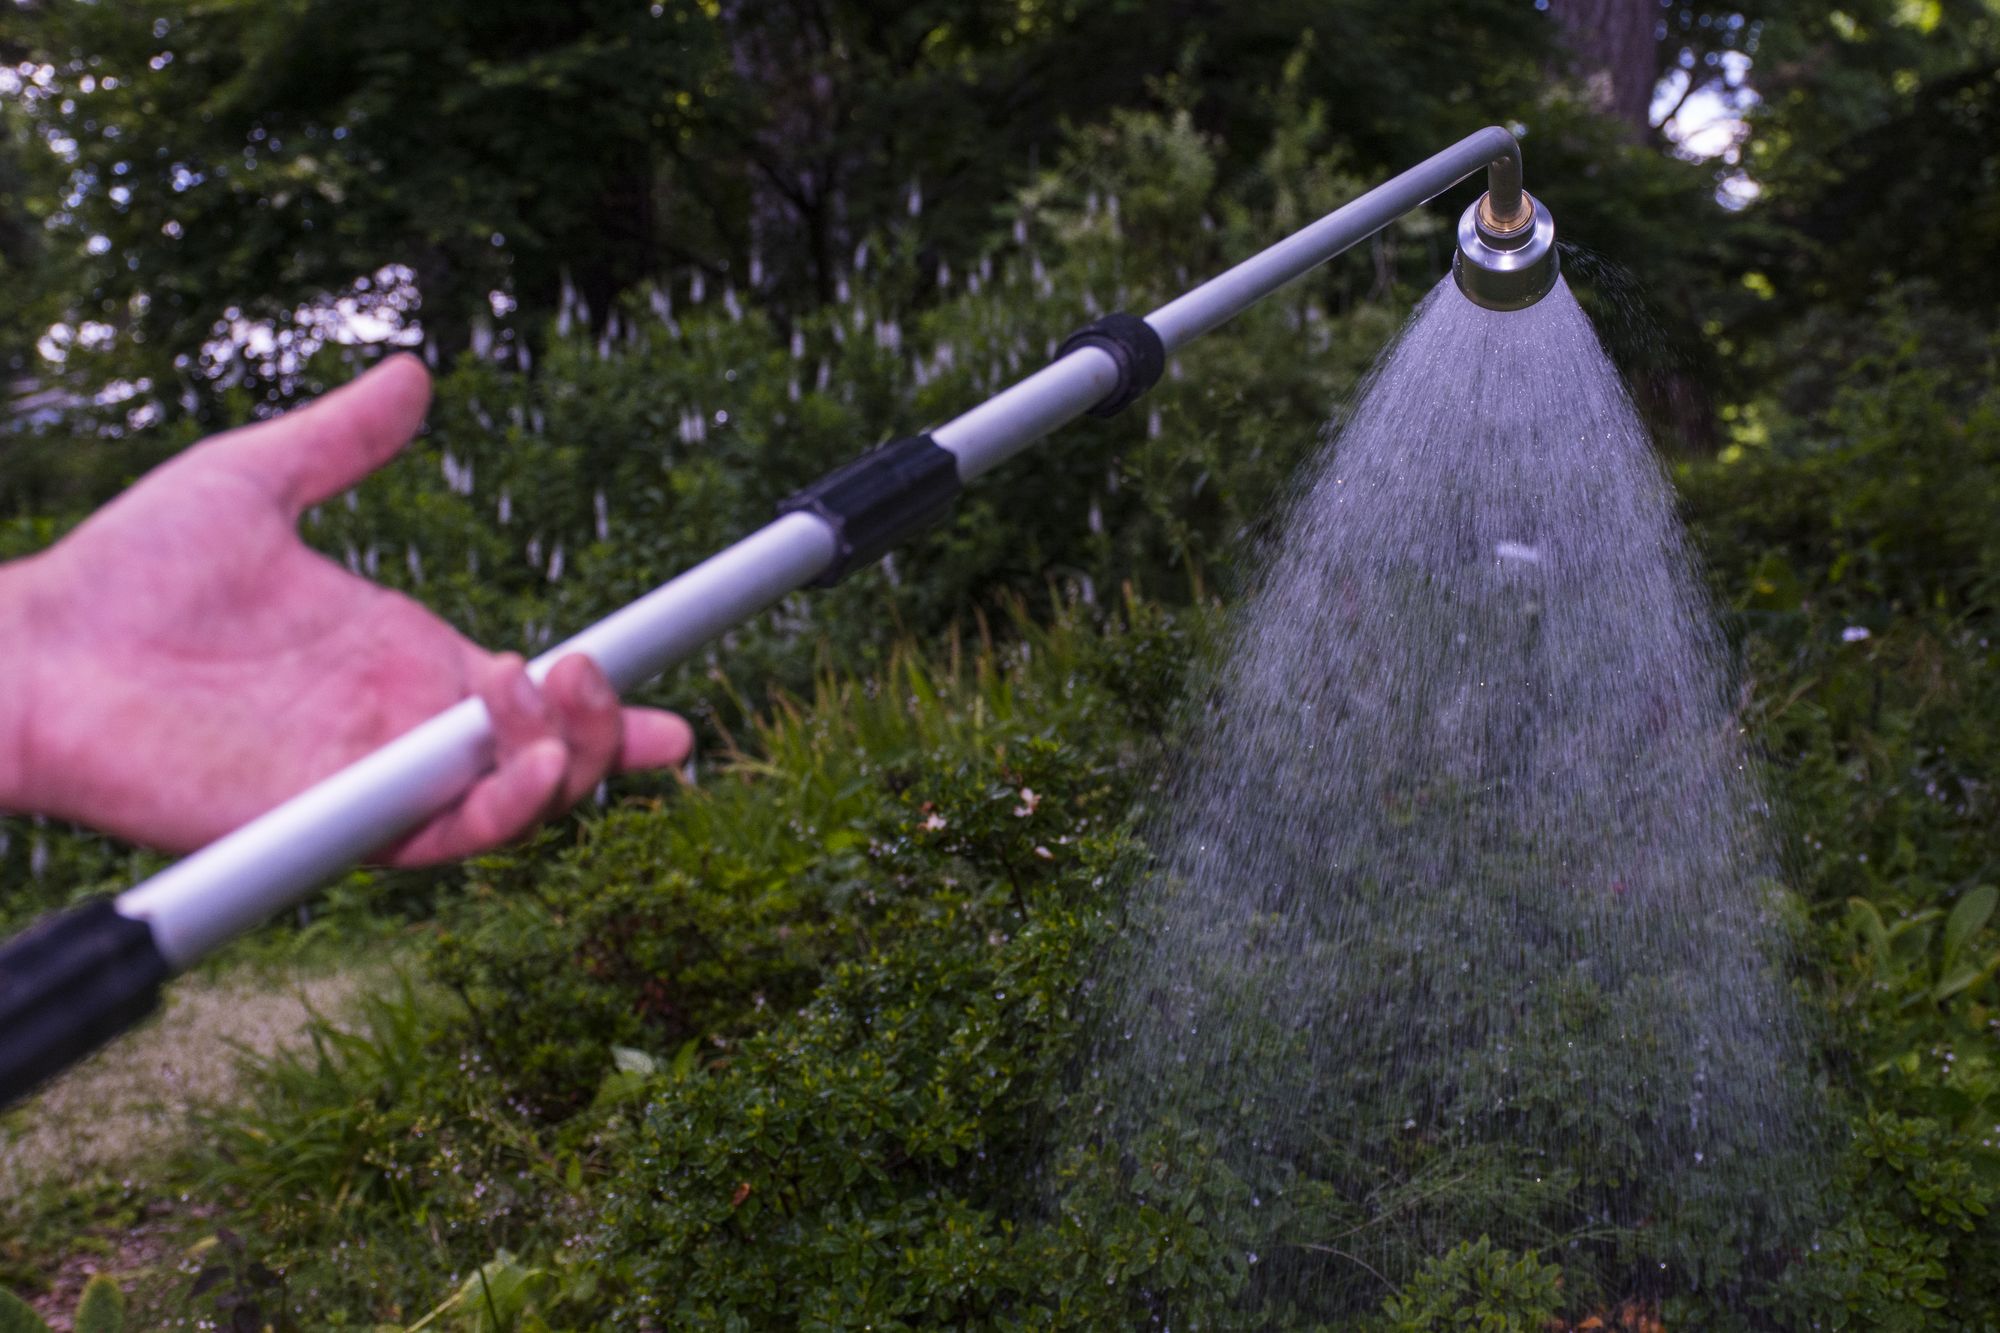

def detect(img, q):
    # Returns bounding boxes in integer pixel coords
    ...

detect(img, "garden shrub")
[1773,1112,2000,1331]
[1673,318,2000,1329]
[1681,302,2000,624]
[592,735,1141,1328]
[185,598,1213,1325]
[191,977,585,1327]
[1377,1237,1564,1332]
[429,597,1196,1111]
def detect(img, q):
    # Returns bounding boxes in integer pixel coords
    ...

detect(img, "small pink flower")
[1013,787,1041,817]
[921,813,948,832]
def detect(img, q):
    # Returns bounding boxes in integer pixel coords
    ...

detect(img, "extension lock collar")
[1059,312,1166,417]
[778,433,962,586]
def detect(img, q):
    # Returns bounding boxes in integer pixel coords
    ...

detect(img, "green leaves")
[556,648,1156,1326]
[1379,1237,1564,1332]
[0,1287,51,1333]
[71,1277,124,1333]
[595,1039,706,1110]
[1847,898,1942,986]
[1936,884,1997,999]
[1780,1110,2000,1323]
[1847,884,1999,1007]
[404,1250,553,1333]
[0,1276,124,1333]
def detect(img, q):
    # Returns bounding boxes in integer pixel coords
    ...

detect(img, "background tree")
[0,25,55,391]
[1548,0,1664,134]
[1717,0,2000,385]
[7,0,1549,428]
[7,0,733,424]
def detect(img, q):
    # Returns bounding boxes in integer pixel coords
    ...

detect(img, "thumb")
[224,353,434,514]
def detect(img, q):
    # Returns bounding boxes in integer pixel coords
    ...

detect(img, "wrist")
[0,554,54,814]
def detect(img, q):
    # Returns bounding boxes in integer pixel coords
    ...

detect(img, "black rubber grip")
[1058,312,1166,417]
[0,897,169,1108]
[777,433,962,586]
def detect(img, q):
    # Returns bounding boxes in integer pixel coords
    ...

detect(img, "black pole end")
[0,898,169,1109]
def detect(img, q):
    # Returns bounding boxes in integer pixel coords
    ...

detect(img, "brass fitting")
[1478,191,1535,236]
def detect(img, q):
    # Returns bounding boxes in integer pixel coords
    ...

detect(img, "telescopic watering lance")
[0,125,1558,1105]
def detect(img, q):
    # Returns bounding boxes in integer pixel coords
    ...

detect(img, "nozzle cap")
[1453,190,1558,311]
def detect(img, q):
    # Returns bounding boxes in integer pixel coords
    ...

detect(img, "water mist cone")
[1071,278,1823,1319]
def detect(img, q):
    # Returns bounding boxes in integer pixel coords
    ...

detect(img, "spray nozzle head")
[1453,190,1558,312]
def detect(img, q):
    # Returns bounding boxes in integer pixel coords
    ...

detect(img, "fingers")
[543,654,625,807]
[386,738,567,866]
[619,707,695,772]
[383,654,565,865]
[479,653,557,757]
[385,653,696,866]
[540,655,696,784]
[222,353,433,514]
[541,656,697,786]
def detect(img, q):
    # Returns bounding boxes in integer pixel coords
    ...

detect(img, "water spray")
[0,126,1558,1104]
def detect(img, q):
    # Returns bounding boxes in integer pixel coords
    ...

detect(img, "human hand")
[0,355,692,865]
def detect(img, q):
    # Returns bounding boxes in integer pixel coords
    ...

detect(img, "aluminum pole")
[1,125,1532,1103]
[936,124,1520,480]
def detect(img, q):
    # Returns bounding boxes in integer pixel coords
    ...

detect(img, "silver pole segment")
[116,512,838,968]
[934,125,1519,483]
[114,125,1523,972]
[527,512,836,693]
[932,345,1120,482]
[1145,125,1519,352]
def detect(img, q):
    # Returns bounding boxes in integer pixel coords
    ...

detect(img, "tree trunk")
[1547,0,1662,137]
[721,0,851,306]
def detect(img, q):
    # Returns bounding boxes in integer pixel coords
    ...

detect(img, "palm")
[18,357,690,863]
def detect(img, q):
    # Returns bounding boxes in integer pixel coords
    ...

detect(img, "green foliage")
[1846,883,2000,1010]
[0,1276,124,1333]
[1731,1,2000,323]
[0,1288,45,1333]
[1683,302,2000,622]
[8,0,733,413]
[1378,1238,1564,1333]
[595,745,1131,1327]
[1772,1113,2000,1330]
[430,600,1187,1113]
[1669,278,2000,1326]
[405,1250,555,1333]
[450,602,1189,1326]
[3,0,1550,425]
[0,91,52,381]
[71,1276,123,1333]
[0,1174,149,1311]
[191,976,585,1324]
[176,599,1213,1324]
